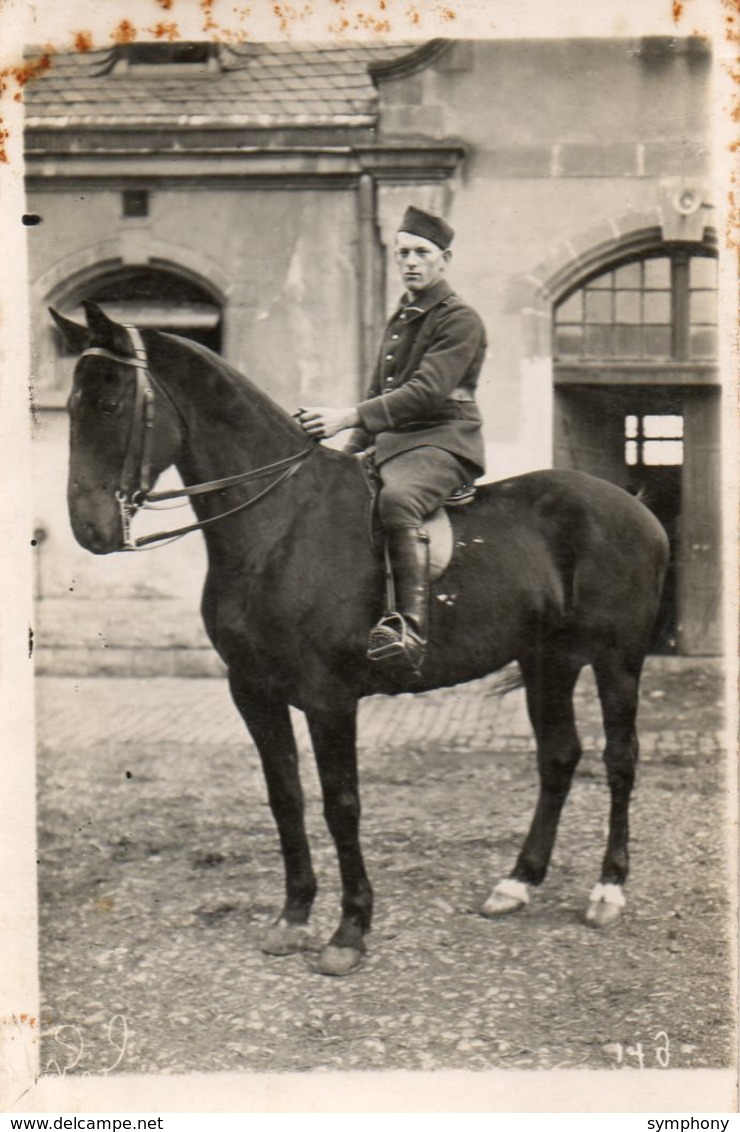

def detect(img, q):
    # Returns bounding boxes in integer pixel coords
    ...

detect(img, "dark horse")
[51,302,668,976]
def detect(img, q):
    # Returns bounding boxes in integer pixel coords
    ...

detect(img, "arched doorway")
[51,264,223,359]
[552,243,720,656]
[34,261,223,601]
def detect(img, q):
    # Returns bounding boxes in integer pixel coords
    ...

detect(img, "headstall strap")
[81,330,155,506]
[122,325,156,498]
[80,324,314,552]
[80,346,149,369]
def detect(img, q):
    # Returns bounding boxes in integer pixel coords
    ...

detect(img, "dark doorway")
[54,266,223,355]
[554,385,684,653]
[623,407,683,653]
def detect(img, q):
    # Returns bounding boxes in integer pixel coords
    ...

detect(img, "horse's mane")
[147,328,303,436]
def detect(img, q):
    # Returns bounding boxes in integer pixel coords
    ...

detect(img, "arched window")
[554,249,717,363]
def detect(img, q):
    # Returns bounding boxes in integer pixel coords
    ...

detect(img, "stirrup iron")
[367,612,424,670]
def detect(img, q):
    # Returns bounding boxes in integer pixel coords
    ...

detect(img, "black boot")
[367,527,430,675]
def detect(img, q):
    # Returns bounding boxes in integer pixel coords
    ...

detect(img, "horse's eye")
[100,398,119,415]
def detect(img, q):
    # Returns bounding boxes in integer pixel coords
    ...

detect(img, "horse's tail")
[487,662,525,697]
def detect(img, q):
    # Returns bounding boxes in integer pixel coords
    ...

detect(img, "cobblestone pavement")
[34,658,733,1079]
[34,658,725,760]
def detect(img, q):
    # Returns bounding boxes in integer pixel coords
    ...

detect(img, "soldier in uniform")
[296,205,487,675]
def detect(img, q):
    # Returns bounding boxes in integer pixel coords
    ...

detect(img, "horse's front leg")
[306,702,373,976]
[227,671,318,955]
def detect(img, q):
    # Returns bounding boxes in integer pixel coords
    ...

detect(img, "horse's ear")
[82,300,134,356]
[49,307,91,355]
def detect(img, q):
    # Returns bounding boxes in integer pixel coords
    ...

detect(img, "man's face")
[394,231,450,295]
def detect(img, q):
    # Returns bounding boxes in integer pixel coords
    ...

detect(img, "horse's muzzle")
[73,522,119,555]
[69,506,122,555]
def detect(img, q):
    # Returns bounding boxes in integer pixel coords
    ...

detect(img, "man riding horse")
[296,205,487,676]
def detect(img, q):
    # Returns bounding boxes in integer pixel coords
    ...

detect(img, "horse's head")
[50,301,183,554]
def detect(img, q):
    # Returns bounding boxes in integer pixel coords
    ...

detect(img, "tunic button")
[391,333,399,340]
[385,353,393,361]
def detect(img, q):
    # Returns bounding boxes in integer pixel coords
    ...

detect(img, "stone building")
[25,36,721,661]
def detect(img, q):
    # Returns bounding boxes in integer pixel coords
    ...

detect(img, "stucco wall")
[377,39,710,151]
[30,187,361,407]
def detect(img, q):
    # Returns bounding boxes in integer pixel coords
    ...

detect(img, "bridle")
[77,326,314,551]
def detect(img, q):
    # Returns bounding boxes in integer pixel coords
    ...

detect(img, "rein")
[78,328,314,551]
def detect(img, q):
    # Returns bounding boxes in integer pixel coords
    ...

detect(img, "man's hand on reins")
[294,406,360,439]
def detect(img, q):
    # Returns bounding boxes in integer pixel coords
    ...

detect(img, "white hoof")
[480,878,530,918]
[312,944,365,977]
[261,919,318,956]
[585,883,626,928]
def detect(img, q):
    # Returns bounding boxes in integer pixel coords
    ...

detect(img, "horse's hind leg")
[481,650,582,918]
[584,654,642,928]
[227,672,318,955]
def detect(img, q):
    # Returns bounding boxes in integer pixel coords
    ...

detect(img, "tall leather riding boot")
[367,526,430,675]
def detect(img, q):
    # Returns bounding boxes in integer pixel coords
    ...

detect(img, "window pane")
[690,256,718,288]
[625,439,638,466]
[625,415,638,439]
[614,262,641,289]
[643,325,672,358]
[586,272,612,289]
[556,293,583,322]
[644,257,671,289]
[584,291,612,322]
[642,439,683,466]
[130,43,211,64]
[690,290,717,324]
[689,325,718,358]
[644,291,671,323]
[615,324,643,357]
[555,252,715,365]
[584,324,614,357]
[555,326,584,357]
[643,414,683,438]
[615,290,641,323]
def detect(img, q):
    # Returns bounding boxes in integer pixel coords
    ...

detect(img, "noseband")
[78,326,313,551]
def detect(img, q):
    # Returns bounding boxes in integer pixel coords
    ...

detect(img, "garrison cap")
[398,205,454,250]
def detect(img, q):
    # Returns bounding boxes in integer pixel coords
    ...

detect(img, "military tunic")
[346,277,487,476]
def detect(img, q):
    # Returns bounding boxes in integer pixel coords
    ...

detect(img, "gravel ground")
[35,660,734,1078]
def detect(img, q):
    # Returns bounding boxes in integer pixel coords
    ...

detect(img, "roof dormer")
[112,42,222,77]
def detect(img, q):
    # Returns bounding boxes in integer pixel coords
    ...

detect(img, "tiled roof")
[24,42,420,129]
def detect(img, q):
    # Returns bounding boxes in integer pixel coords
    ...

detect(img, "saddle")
[362,457,476,582]
[425,483,476,580]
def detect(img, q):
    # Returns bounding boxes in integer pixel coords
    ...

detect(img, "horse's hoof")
[480,878,529,918]
[585,883,626,929]
[585,900,623,928]
[261,920,318,956]
[312,944,364,976]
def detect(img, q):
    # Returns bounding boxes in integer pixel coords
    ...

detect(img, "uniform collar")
[399,277,453,317]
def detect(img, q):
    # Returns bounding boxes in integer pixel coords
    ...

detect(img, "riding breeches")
[377,446,476,530]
